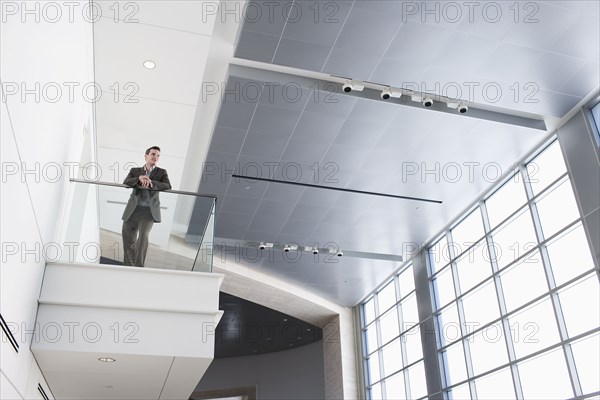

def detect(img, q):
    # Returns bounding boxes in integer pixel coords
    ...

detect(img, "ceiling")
[93,1,600,307]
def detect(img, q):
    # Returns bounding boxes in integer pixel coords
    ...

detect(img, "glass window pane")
[486,175,528,228]
[536,178,580,240]
[443,341,468,386]
[528,141,567,196]
[364,297,376,325]
[384,372,406,400]
[508,296,560,359]
[547,224,595,287]
[571,333,600,395]
[407,361,428,400]
[518,348,573,399]
[430,236,450,275]
[368,352,381,384]
[475,368,515,400]
[402,325,423,365]
[433,267,456,309]
[380,307,400,345]
[500,251,548,312]
[378,281,397,314]
[382,339,402,378]
[451,208,484,250]
[462,279,500,328]
[448,383,471,400]
[469,323,509,376]
[559,274,600,338]
[366,323,379,354]
[398,265,415,298]
[490,206,537,269]
[438,303,461,347]
[370,382,382,400]
[401,293,420,333]
[455,240,492,295]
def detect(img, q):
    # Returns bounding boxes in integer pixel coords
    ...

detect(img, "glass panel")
[378,281,397,314]
[462,279,500,328]
[194,201,215,272]
[451,208,484,251]
[559,274,600,338]
[401,293,420,333]
[486,175,528,229]
[468,323,509,375]
[438,303,461,347]
[489,206,537,269]
[398,265,415,298]
[508,296,560,358]
[402,326,423,366]
[527,141,567,196]
[518,348,573,399]
[571,333,600,395]
[447,383,471,399]
[433,267,456,310]
[535,178,580,240]
[368,352,381,384]
[365,323,379,355]
[500,251,548,313]
[442,341,467,386]
[407,361,428,400]
[430,236,450,275]
[547,224,595,287]
[455,240,491,294]
[380,307,400,345]
[475,368,515,400]
[382,339,403,378]
[70,180,216,272]
[370,383,382,400]
[384,372,406,400]
[364,297,376,325]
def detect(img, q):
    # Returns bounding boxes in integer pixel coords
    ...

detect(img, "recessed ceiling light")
[98,357,116,363]
[143,60,156,70]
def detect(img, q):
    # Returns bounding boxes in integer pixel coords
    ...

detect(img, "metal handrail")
[70,178,217,199]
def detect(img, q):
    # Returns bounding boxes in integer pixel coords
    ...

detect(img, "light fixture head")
[381,88,391,100]
[98,357,116,363]
[337,250,343,257]
[342,79,365,93]
[312,247,319,255]
[143,60,156,70]
[283,244,291,252]
[259,242,266,250]
[457,103,468,114]
[422,97,433,107]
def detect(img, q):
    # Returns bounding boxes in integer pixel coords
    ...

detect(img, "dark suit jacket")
[122,166,171,222]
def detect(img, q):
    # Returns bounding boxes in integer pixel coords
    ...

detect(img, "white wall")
[0,2,95,398]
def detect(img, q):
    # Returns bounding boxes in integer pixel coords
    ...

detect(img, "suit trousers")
[122,206,154,267]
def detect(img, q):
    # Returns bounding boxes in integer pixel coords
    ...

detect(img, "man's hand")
[138,175,153,188]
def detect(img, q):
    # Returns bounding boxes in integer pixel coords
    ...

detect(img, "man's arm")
[151,169,171,191]
[123,168,139,187]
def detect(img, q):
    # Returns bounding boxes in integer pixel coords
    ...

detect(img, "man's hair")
[145,146,161,155]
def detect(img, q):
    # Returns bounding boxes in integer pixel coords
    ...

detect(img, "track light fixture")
[457,103,468,114]
[422,97,433,107]
[342,79,365,93]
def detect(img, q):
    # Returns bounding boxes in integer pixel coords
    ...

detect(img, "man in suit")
[122,146,171,267]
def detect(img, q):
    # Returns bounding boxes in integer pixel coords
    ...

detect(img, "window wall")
[360,138,600,399]
[362,264,429,400]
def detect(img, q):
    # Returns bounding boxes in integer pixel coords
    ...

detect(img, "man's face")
[145,149,160,166]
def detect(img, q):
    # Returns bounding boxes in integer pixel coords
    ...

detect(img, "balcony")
[31,180,223,399]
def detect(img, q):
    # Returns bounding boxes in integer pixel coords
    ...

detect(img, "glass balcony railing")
[65,179,216,272]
